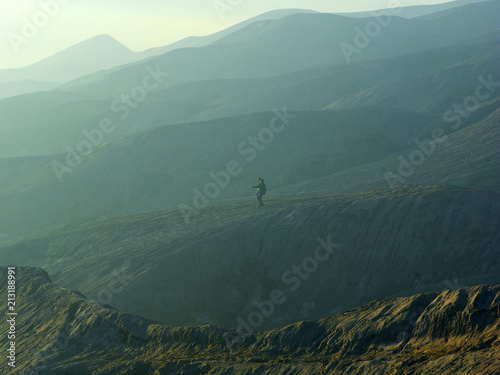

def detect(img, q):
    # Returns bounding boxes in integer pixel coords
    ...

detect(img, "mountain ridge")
[2,185,499,332]
[0,34,136,84]
[1,266,499,374]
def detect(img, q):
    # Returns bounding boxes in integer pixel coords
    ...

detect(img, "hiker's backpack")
[260,183,267,196]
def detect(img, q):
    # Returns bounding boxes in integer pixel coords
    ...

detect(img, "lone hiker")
[251,177,267,206]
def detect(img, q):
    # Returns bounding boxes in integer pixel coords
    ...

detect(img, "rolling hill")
[0,32,498,159]
[0,107,440,236]
[0,9,319,100]
[0,17,498,160]
[136,9,319,60]
[0,79,59,100]
[338,0,491,19]
[60,0,500,100]
[275,98,500,196]
[0,87,498,239]
[1,185,499,330]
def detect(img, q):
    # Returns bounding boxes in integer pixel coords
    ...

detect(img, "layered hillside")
[0,30,498,178]
[65,0,500,99]
[0,107,440,237]
[0,10,318,100]
[2,21,499,159]
[1,92,498,239]
[0,1,497,164]
[1,267,499,374]
[276,99,500,195]
[1,186,499,330]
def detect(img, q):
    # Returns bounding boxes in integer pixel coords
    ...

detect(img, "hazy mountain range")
[0,9,318,99]
[0,0,499,373]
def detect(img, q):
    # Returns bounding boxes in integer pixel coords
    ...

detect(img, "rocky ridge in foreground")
[0,267,499,374]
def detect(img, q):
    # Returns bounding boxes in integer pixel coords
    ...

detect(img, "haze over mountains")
[0,0,499,373]
[0,2,498,158]
[0,35,137,101]
[338,0,491,18]
[0,9,318,100]
[1,0,498,100]
[0,35,136,84]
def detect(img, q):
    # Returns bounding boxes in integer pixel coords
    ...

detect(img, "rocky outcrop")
[1,186,499,331]
[1,267,499,374]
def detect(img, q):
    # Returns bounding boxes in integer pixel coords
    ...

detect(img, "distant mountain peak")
[57,33,132,53]
[0,33,137,84]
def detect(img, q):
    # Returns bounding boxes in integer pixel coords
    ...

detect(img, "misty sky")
[1,0,453,69]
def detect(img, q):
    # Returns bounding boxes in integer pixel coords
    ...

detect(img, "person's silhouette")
[251,177,267,206]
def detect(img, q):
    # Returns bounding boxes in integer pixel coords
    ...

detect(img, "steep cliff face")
[1,186,499,331]
[1,267,499,374]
